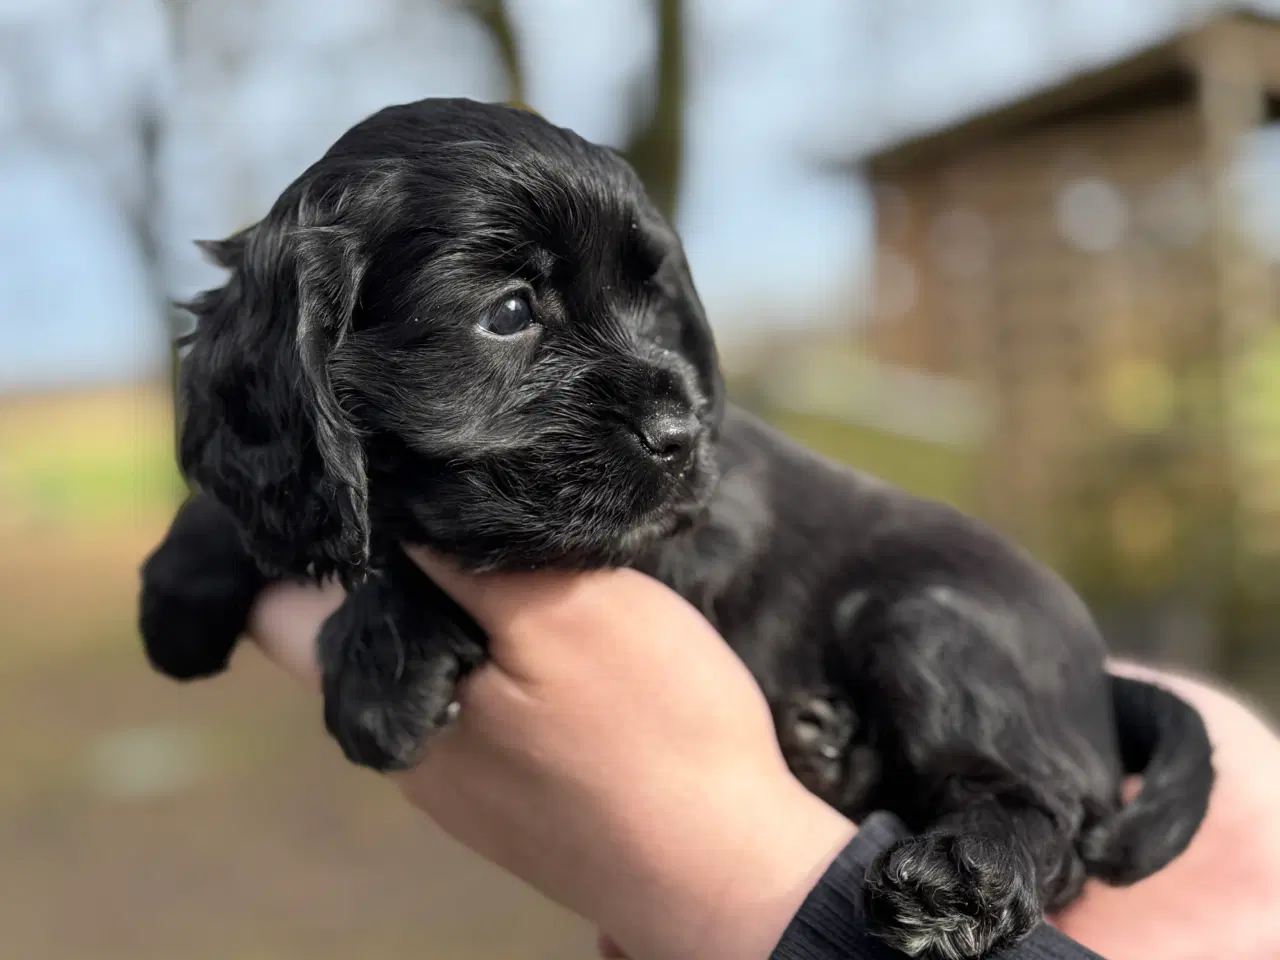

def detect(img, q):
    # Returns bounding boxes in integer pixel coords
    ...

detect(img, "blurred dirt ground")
[7,383,1271,960]
[0,386,593,960]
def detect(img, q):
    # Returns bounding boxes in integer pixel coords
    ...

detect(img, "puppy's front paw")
[324,638,465,771]
[319,555,487,772]
[138,494,264,681]
[863,833,1040,960]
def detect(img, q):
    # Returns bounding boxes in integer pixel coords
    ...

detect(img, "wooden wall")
[866,102,1216,579]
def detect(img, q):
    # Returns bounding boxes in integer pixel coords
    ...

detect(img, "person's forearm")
[608,780,856,960]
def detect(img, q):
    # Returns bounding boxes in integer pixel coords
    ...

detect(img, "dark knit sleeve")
[770,812,1108,960]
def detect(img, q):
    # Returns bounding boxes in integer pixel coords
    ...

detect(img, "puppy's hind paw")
[863,833,1040,959]
[777,694,855,801]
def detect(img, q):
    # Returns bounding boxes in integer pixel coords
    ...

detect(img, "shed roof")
[852,6,1280,177]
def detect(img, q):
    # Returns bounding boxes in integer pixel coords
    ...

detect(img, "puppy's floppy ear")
[177,192,371,584]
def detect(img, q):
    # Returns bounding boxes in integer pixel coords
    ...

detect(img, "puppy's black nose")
[636,412,699,468]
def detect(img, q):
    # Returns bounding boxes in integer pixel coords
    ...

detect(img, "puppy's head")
[179,98,723,580]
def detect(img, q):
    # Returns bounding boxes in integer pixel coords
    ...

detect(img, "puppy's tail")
[1080,674,1214,885]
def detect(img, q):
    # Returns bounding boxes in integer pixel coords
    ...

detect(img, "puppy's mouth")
[622,490,708,544]
[531,419,717,567]
[609,436,717,553]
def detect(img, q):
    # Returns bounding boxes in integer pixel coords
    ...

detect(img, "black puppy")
[139,99,1213,960]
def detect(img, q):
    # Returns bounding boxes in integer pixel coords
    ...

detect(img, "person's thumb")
[405,545,600,635]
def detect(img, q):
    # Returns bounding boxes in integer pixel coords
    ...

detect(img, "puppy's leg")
[776,693,856,800]
[320,546,487,772]
[139,492,266,680]
[862,769,1080,959]
[839,590,1091,959]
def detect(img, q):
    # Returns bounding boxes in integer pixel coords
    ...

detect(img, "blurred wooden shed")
[846,8,1280,668]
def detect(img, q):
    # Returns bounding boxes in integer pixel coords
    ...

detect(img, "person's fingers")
[246,579,345,692]
[405,545,607,634]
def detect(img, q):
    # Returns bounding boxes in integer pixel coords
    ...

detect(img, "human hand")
[595,661,1280,960]
[594,664,1280,960]
[1049,662,1280,959]
[248,552,855,960]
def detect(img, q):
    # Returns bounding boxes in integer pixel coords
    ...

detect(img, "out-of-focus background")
[3,0,1280,956]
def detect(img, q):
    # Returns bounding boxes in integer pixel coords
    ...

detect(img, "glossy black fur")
[138,99,1214,959]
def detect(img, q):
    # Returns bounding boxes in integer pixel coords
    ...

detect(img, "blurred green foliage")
[753,405,978,511]
[0,387,180,528]
[9,444,176,523]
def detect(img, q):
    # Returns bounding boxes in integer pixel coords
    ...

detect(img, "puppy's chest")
[717,593,833,702]
[645,498,880,815]
[639,488,833,700]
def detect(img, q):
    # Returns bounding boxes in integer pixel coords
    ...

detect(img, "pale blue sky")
[2,0,1277,390]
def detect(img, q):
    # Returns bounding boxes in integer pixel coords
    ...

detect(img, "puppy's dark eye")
[480,295,535,336]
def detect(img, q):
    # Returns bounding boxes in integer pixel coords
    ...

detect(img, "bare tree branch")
[454,0,686,220]
[621,0,686,221]
[133,102,186,489]
[144,2,188,497]
[457,0,524,104]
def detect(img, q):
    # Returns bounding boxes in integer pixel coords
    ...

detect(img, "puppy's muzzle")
[633,410,701,473]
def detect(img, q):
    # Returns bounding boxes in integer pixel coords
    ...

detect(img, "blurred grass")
[0,382,181,528]
[0,382,183,670]
[755,405,978,510]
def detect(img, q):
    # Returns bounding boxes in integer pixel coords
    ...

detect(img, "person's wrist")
[695,779,856,960]
[608,769,857,960]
